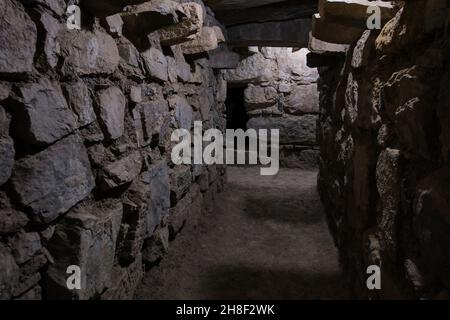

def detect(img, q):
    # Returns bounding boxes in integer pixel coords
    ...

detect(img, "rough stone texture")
[0,0,37,74]
[0,192,29,235]
[170,95,193,130]
[99,151,143,191]
[58,29,120,76]
[226,46,320,168]
[244,85,278,110]
[181,26,223,55]
[10,134,95,224]
[62,81,96,128]
[141,47,169,82]
[0,245,20,300]
[0,0,227,301]
[247,115,317,146]
[144,161,171,236]
[286,84,319,114]
[317,2,450,299]
[95,87,126,141]
[159,2,204,46]
[227,18,311,47]
[46,200,123,300]
[15,79,78,146]
[0,108,15,185]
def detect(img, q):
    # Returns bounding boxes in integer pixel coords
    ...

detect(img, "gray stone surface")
[170,95,193,130]
[247,115,318,145]
[63,81,96,128]
[15,79,78,146]
[0,108,14,186]
[59,29,119,76]
[286,84,319,114]
[0,0,37,74]
[143,161,171,236]
[10,134,95,224]
[99,151,143,191]
[96,87,126,141]
[141,47,169,82]
[0,245,20,300]
[46,199,123,300]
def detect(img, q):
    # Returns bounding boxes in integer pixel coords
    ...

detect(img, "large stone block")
[0,192,29,235]
[143,161,170,236]
[0,245,20,300]
[58,29,119,76]
[0,108,14,186]
[169,95,193,130]
[244,85,278,110]
[181,26,223,55]
[312,13,363,45]
[227,18,310,47]
[285,84,320,115]
[208,44,240,69]
[10,231,42,265]
[40,12,61,69]
[62,81,96,128]
[99,151,143,191]
[247,115,318,145]
[46,199,123,300]
[170,165,192,205]
[223,52,276,85]
[138,100,170,147]
[14,79,78,146]
[10,134,95,224]
[159,2,203,46]
[141,47,169,82]
[95,87,126,141]
[0,0,37,74]
[319,0,394,25]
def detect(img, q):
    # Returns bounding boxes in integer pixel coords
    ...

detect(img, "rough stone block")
[62,81,96,128]
[99,151,143,191]
[95,87,126,141]
[141,47,169,82]
[159,2,203,46]
[247,115,318,146]
[169,95,193,130]
[286,84,320,115]
[143,161,171,237]
[181,26,221,55]
[15,79,78,146]
[59,29,119,76]
[244,85,278,110]
[0,0,37,74]
[46,199,123,300]
[0,245,20,300]
[10,134,95,224]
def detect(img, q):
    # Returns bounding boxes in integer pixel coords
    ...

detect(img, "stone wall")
[224,47,320,168]
[0,0,227,300]
[317,0,450,299]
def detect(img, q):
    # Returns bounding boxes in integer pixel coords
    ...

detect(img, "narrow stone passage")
[135,167,348,300]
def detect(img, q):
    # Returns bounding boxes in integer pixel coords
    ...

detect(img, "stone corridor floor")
[135,166,348,299]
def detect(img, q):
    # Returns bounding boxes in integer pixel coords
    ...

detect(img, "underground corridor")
[1,0,450,302]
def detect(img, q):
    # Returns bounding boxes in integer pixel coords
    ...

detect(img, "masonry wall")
[224,47,320,169]
[0,0,227,300]
[317,0,450,299]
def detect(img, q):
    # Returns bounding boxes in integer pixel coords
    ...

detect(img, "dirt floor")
[135,166,348,300]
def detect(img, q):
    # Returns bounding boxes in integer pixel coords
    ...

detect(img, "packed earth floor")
[135,166,348,299]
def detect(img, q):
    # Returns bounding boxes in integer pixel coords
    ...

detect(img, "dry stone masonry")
[0,0,227,300]
[224,47,320,169]
[313,0,450,299]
